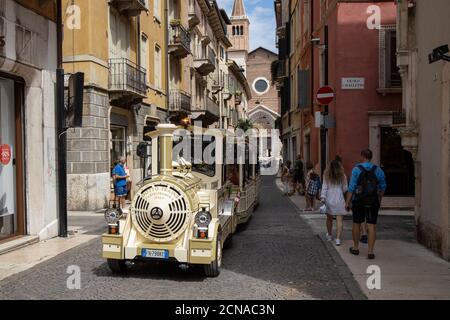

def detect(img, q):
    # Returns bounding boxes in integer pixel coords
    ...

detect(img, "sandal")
[349,247,360,256]
[368,253,376,260]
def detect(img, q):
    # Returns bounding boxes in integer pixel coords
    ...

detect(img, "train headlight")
[104,208,122,224]
[195,209,212,239]
[195,209,212,228]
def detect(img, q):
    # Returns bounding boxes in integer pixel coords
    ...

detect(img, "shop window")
[0,76,25,240]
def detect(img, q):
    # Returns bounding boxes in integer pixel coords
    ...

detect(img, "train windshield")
[173,134,216,177]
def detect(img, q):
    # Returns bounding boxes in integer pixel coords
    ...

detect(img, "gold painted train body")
[102,124,261,277]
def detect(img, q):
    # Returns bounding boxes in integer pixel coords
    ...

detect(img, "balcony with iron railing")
[188,0,201,29]
[168,21,191,58]
[191,95,220,126]
[109,0,148,17]
[205,96,220,119]
[193,45,216,76]
[211,71,224,93]
[169,89,191,115]
[109,58,147,106]
[271,60,287,84]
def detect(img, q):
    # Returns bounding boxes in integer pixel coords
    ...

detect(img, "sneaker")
[326,233,333,242]
[360,235,368,244]
[335,239,341,246]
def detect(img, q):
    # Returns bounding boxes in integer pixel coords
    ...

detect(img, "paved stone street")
[0,177,362,300]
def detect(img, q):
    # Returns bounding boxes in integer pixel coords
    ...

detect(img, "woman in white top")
[320,160,348,246]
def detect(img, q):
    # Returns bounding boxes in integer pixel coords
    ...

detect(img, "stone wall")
[67,88,110,211]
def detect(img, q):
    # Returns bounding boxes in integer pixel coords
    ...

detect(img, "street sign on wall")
[316,86,335,105]
[342,77,365,90]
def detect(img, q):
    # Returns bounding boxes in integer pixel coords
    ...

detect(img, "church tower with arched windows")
[228,0,250,74]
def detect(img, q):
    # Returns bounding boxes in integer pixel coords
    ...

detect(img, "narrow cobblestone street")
[0,177,361,300]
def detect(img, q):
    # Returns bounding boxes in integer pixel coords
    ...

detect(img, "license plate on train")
[142,249,169,260]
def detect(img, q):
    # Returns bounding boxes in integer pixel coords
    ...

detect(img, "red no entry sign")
[0,144,11,166]
[316,86,335,105]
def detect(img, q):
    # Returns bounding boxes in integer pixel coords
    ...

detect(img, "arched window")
[240,26,244,35]
[232,26,235,35]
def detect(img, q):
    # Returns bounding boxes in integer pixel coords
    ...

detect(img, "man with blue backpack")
[345,149,387,260]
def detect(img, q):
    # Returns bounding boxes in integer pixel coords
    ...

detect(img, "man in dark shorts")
[112,156,129,209]
[345,149,386,260]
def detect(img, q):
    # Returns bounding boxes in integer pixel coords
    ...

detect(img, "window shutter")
[298,69,310,109]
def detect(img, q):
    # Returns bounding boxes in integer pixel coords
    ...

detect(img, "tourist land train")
[102,124,261,276]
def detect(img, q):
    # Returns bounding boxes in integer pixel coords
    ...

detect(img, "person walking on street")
[293,155,305,195]
[335,154,368,243]
[281,160,293,196]
[345,149,387,260]
[320,160,348,246]
[304,162,321,211]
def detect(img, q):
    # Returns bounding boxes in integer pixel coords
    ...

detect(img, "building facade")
[227,59,251,128]
[63,0,249,211]
[246,47,280,156]
[396,0,450,260]
[63,0,167,211]
[187,0,231,128]
[0,0,59,243]
[275,1,411,198]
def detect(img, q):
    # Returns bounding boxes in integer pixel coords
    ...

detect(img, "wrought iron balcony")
[169,89,191,114]
[109,58,147,106]
[109,0,148,17]
[205,96,220,119]
[192,96,220,126]
[212,72,224,93]
[271,60,287,83]
[188,0,201,29]
[168,21,191,58]
[193,45,216,76]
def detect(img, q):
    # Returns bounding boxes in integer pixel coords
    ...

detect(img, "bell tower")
[228,0,250,74]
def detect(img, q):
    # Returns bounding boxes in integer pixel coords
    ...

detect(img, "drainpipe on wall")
[320,25,329,176]
[56,0,68,237]
[137,16,141,71]
[164,0,170,123]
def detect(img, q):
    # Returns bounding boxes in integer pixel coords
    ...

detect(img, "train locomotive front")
[102,124,225,277]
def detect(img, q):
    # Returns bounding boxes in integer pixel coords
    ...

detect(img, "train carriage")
[102,124,261,277]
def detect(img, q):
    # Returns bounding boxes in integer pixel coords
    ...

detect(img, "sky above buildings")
[217,0,277,53]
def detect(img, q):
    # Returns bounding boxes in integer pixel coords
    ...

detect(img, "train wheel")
[204,235,222,277]
[107,259,127,274]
